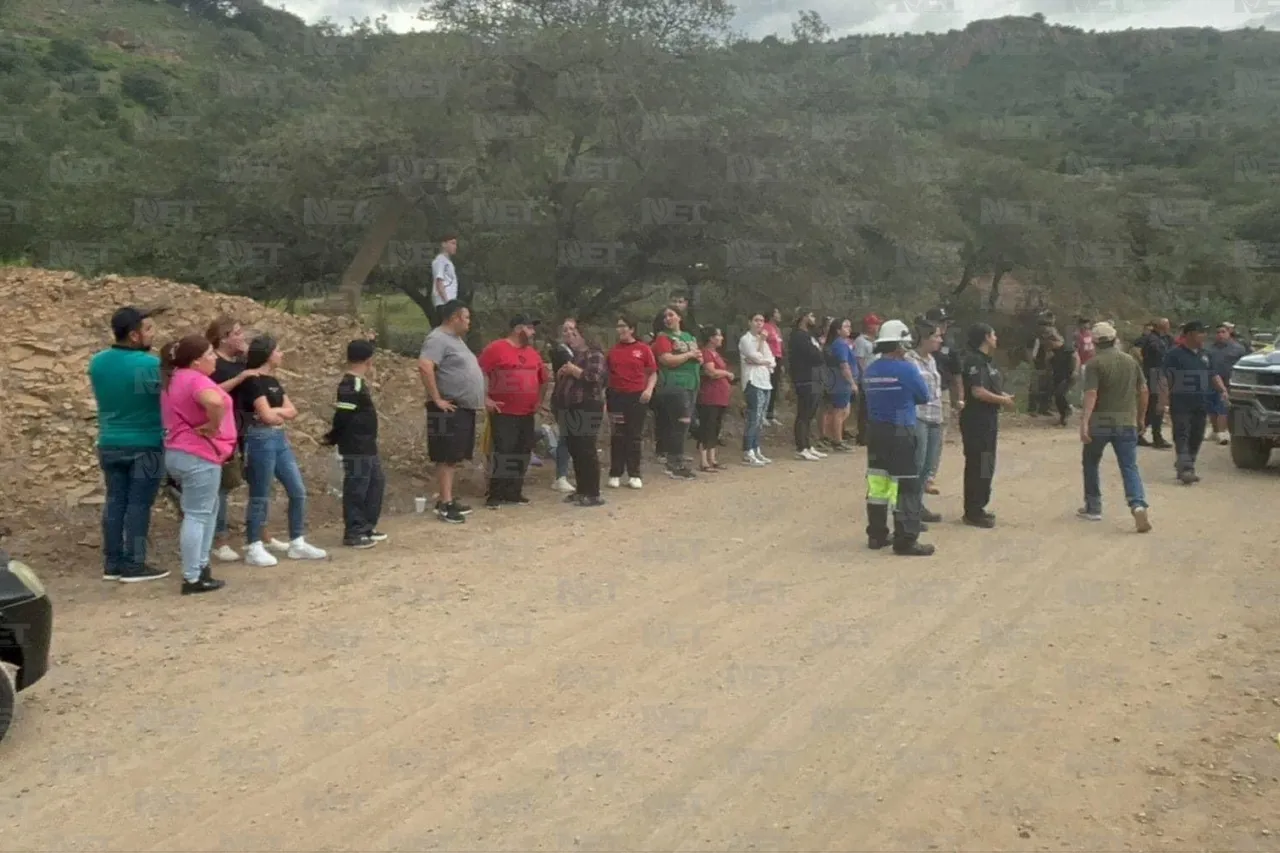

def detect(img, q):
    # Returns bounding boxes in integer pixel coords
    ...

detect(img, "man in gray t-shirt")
[417,300,486,523]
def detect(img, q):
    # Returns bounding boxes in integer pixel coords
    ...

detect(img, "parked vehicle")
[1227,348,1280,470]
[0,538,53,744]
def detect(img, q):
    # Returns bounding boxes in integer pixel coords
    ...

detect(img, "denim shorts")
[827,390,853,410]
[1205,393,1228,416]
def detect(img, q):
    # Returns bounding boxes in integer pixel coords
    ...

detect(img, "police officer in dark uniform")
[959,323,1017,528]
[1159,320,1223,484]
[1136,317,1174,448]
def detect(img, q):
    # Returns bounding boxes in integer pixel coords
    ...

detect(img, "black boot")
[893,541,936,556]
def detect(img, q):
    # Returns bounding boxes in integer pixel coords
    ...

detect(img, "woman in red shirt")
[762,307,784,425]
[605,314,657,488]
[694,326,735,472]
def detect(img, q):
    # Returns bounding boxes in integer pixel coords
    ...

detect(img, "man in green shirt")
[1078,322,1151,534]
[87,306,169,583]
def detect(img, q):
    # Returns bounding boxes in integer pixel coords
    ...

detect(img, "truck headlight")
[6,560,46,598]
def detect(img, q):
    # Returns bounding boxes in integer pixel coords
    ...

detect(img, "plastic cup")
[414,497,427,514]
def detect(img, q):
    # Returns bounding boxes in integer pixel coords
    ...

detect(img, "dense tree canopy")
[2,0,1278,344]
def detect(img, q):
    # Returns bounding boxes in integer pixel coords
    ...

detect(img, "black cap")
[1181,320,1208,334]
[346,339,375,363]
[509,313,541,329]
[110,305,165,341]
[923,306,949,324]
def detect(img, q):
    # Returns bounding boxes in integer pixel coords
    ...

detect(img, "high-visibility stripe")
[335,402,358,410]
[866,471,898,508]
[354,376,363,392]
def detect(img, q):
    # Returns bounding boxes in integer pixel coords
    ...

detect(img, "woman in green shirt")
[651,306,701,480]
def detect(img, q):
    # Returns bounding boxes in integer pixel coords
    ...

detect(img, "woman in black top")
[554,323,609,506]
[240,335,328,567]
[205,315,264,562]
[789,311,827,461]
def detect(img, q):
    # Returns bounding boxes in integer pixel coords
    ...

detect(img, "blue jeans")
[97,446,163,574]
[743,384,771,452]
[1082,425,1147,513]
[215,490,230,536]
[243,427,307,544]
[555,410,572,479]
[165,449,222,582]
[915,420,943,484]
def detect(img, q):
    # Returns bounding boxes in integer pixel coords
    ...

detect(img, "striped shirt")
[907,349,943,424]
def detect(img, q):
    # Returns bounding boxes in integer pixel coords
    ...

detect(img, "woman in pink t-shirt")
[160,334,236,595]
[761,307,785,425]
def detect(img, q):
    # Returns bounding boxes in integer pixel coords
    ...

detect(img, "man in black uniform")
[324,340,386,549]
[1136,317,1174,448]
[1159,320,1223,485]
[959,323,1017,528]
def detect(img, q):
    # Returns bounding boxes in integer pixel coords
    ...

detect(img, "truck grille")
[1261,394,1280,412]
[1232,369,1280,388]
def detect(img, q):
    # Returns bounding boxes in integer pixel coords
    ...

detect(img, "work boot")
[963,514,996,529]
[868,537,890,550]
[921,508,942,523]
[893,541,936,556]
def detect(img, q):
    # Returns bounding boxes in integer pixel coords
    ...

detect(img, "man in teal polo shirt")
[87,306,169,583]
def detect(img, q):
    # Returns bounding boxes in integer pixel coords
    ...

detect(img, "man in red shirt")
[478,314,550,508]
[1074,316,1096,368]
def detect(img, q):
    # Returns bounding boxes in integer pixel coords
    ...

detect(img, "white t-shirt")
[431,253,457,307]
[853,335,878,372]
[738,331,775,391]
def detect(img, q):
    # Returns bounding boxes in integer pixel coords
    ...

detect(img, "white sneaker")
[808,446,828,458]
[244,541,278,567]
[627,477,643,489]
[551,477,575,493]
[267,538,290,553]
[287,537,327,560]
[743,452,765,467]
[797,449,820,461]
[212,545,240,563]
[753,449,772,464]
[1218,433,1230,446]
[607,477,622,489]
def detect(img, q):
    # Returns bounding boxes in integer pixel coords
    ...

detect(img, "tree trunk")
[324,193,415,316]
[951,260,974,296]
[987,262,1011,310]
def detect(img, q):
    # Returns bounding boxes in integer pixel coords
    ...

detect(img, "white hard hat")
[874,319,913,346]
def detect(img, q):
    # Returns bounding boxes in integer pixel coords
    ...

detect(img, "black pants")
[865,422,923,548]
[488,413,536,501]
[607,389,646,478]
[1171,408,1207,474]
[794,382,821,451]
[655,388,693,467]
[694,404,726,449]
[1144,390,1166,442]
[766,358,783,419]
[341,454,385,539]
[961,416,998,519]
[563,406,604,497]
[855,382,868,445]
[1053,377,1072,421]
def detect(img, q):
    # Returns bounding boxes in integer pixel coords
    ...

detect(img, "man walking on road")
[1207,323,1247,445]
[1077,322,1151,533]
[1137,317,1174,448]
[1159,320,1224,485]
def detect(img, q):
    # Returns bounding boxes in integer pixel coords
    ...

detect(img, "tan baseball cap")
[1091,321,1117,342]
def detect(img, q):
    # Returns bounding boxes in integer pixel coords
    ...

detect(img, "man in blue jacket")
[863,320,934,556]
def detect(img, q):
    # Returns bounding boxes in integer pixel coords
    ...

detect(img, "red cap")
[862,313,882,328]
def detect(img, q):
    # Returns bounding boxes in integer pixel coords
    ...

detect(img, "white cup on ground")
[414,497,427,514]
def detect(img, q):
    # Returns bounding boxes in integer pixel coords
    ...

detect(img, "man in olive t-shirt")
[1078,322,1151,532]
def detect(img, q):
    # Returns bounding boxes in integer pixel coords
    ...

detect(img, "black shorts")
[426,402,477,464]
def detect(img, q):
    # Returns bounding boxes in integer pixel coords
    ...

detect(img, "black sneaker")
[921,509,942,523]
[506,495,532,506]
[484,498,504,510]
[667,467,697,480]
[103,569,122,581]
[344,535,377,549]
[119,565,170,584]
[868,537,890,550]
[963,515,996,529]
[578,495,606,507]
[453,502,474,515]
[368,530,389,542]
[893,542,936,557]
[1152,440,1173,450]
[439,502,467,523]
[563,492,581,504]
[182,574,226,595]
[438,500,474,516]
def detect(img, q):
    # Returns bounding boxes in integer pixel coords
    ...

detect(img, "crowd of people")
[86,268,1251,593]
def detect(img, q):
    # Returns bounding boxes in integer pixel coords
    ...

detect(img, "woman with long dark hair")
[605,314,657,489]
[160,335,235,594]
[821,317,857,451]
[554,323,609,506]
[650,306,701,480]
[240,335,327,566]
[694,325,734,472]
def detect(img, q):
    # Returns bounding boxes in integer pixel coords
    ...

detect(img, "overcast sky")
[276,0,1278,36]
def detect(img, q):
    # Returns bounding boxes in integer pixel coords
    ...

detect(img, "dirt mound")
[0,267,436,565]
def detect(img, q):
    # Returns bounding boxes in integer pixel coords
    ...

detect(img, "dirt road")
[4,424,1279,851]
